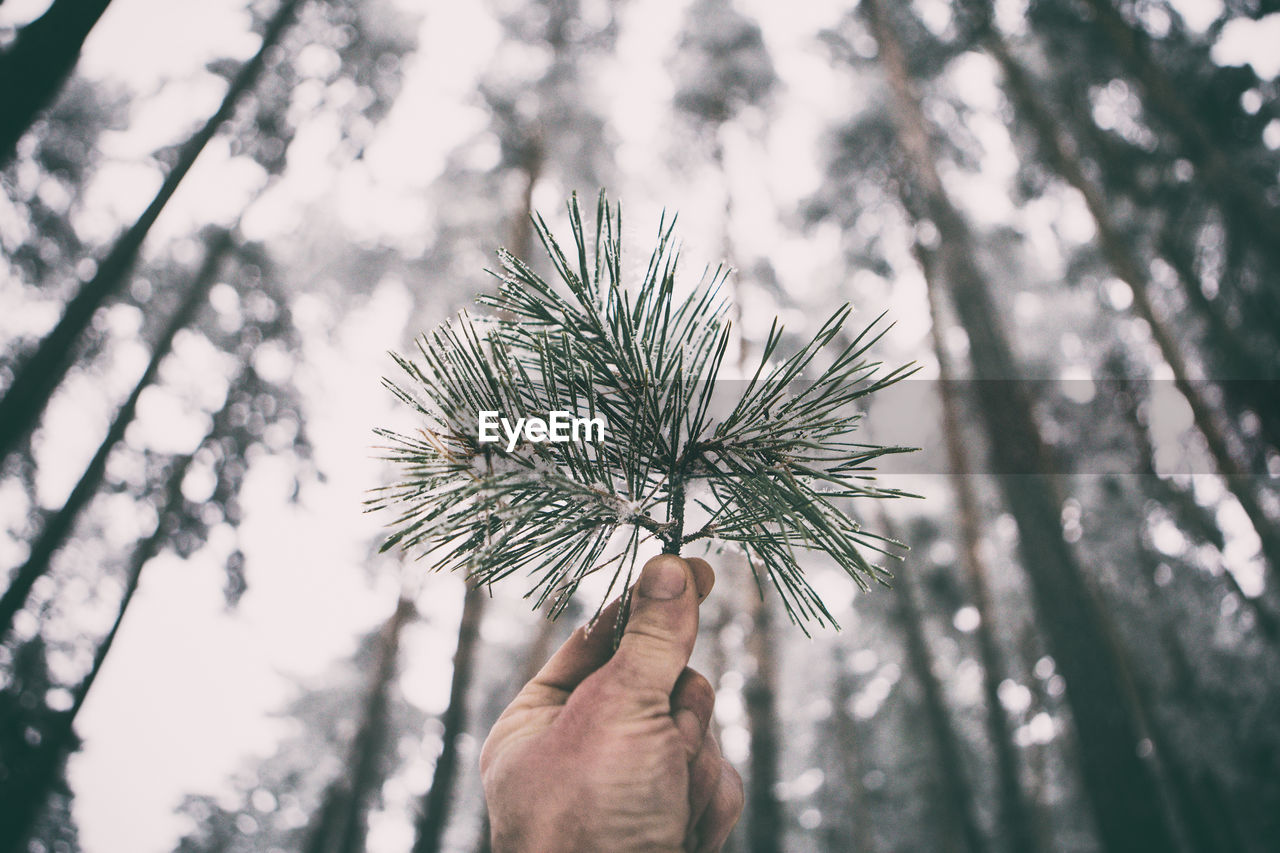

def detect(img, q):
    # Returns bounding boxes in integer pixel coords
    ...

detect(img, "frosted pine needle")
[368,191,920,632]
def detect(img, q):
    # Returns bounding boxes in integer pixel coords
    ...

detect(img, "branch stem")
[662,475,685,554]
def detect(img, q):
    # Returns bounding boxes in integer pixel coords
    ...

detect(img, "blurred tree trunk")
[412,585,488,853]
[0,638,69,853]
[305,596,417,853]
[862,1,1179,850]
[921,252,1038,853]
[1133,535,1199,699]
[1155,227,1280,455]
[0,0,303,470]
[68,450,196,719]
[507,148,543,263]
[879,510,987,853]
[1091,577,1252,853]
[0,448,194,852]
[711,133,735,266]
[0,349,258,851]
[827,662,877,853]
[1109,359,1226,552]
[0,229,234,644]
[1129,539,1254,852]
[743,581,783,853]
[976,12,1280,586]
[1016,628,1068,853]
[1078,0,1280,261]
[0,0,113,166]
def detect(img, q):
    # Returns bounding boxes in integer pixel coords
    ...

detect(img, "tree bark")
[0,0,303,470]
[920,249,1038,853]
[305,596,417,853]
[862,1,1179,849]
[0,0,113,166]
[743,581,783,853]
[979,15,1280,586]
[1016,628,1068,853]
[0,229,234,643]
[0,352,258,852]
[878,510,988,853]
[1155,225,1280,455]
[0,447,194,853]
[412,584,488,853]
[827,662,877,853]
[507,149,543,263]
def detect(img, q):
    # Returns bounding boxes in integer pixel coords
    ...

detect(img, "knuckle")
[616,630,683,677]
[625,619,684,652]
[693,740,720,780]
[679,669,715,705]
[723,765,745,815]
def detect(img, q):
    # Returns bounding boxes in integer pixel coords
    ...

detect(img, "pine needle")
[368,191,920,630]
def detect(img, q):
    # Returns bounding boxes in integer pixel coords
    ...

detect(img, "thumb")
[600,554,701,697]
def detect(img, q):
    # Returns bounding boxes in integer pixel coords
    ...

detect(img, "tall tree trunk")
[1016,628,1068,853]
[507,149,543,263]
[878,510,987,853]
[920,252,1038,853]
[1077,0,1280,262]
[0,0,303,469]
[742,581,783,853]
[827,662,877,853]
[305,596,417,853]
[1155,226,1280,456]
[978,15,1280,585]
[1130,536,1258,852]
[861,2,1179,849]
[0,447,195,853]
[412,584,488,853]
[68,448,197,720]
[0,229,234,643]
[0,0,113,166]
[0,347,255,851]
[1110,361,1226,552]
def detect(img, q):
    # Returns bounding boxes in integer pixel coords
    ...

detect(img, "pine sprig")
[369,191,920,631]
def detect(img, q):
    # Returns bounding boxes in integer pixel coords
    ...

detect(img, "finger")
[601,554,700,696]
[671,668,715,754]
[522,556,715,703]
[687,557,715,601]
[695,760,744,853]
[523,593,625,699]
[685,728,725,845]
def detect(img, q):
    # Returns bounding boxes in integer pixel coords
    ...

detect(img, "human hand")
[480,554,744,852]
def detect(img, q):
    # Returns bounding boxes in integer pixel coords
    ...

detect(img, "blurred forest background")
[3,0,1280,851]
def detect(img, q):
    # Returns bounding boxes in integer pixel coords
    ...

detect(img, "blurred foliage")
[3,0,1280,850]
[671,0,776,129]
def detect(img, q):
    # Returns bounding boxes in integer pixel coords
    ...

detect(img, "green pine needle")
[367,190,920,632]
